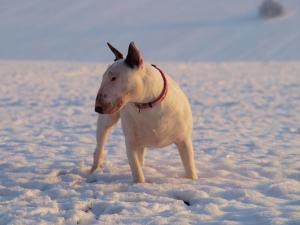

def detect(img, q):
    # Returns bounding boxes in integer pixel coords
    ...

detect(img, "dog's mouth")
[95,98,124,114]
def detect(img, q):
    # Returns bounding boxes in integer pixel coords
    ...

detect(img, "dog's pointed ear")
[107,42,123,61]
[125,42,143,68]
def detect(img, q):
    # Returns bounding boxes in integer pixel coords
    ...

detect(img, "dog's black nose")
[95,106,104,114]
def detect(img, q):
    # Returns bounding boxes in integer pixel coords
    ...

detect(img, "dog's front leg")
[125,140,145,183]
[90,113,120,173]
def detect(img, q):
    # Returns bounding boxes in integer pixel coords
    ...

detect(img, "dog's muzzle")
[95,106,104,114]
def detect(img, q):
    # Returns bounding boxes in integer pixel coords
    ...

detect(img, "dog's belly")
[131,119,179,147]
[121,112,182,147]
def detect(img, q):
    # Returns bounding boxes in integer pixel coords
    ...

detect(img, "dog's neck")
[134,64,165,104]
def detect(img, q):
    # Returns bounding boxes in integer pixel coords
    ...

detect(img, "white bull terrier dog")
[91,42,198,183]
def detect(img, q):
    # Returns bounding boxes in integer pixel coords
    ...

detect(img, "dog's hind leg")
[126,141,145,183]
[90,113,120,173]
[176,137,198,180]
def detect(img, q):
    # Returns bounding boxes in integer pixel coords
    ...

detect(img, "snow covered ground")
[0,60,299,224]
[0,0,300,61]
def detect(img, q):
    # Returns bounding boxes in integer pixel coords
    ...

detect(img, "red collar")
[135,64,168,111]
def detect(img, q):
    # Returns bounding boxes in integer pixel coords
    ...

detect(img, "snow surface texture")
[0,0,300,61]
[0,60,300,224]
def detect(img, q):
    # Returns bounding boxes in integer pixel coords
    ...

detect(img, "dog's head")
[95,42,144,114]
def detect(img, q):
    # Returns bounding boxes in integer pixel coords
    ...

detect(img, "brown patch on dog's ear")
[125,42,143,68]
[107,42,123,61]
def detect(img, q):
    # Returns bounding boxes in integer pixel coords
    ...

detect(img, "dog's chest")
[120,105,180,147]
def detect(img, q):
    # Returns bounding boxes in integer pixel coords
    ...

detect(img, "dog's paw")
[89,166,98,174]
[89,164,104,174]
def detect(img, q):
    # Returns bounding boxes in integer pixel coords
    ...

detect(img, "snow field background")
[0,61,300,224]
[1,0,300,61]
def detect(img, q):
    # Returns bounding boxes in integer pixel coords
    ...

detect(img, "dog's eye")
[111,77,117,82]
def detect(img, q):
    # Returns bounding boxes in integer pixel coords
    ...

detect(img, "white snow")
[0,60,299,224]
[0,0,300,61]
